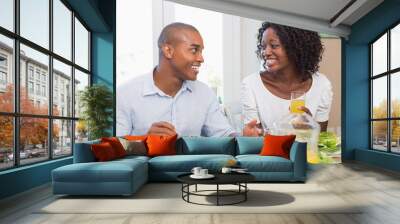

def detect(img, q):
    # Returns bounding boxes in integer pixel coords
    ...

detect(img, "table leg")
[217,184,219,206]
[245,183,247,201]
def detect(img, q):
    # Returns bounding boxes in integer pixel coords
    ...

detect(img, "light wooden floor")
[1,162,400,224]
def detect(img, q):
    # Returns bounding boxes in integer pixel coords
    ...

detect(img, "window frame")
[370,20,400,154]
[0,0,92,171]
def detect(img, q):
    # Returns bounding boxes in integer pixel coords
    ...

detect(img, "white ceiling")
[224,0,352,22]
[166,0,384,38]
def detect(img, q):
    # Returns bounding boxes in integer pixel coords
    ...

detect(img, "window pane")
[53,59,72,117]
[20,0,49,49]
[391,24,400,70]
[372,33,387,76]
[20,44,49,115]
[20,117,49,165]
[372,121,387,151]
[372,77,387,119]
[74,69,89,118]
[117,0,153,85]
[0,116,13,170]
[0,34,14,113]
[166,1,224,99]
[75,18,89,69]
[75,120,88,143]
[0,0,14,31]
[53,0,72,60]
[53,119,72,158]
[391,120,400,153]
[391,72,400,118]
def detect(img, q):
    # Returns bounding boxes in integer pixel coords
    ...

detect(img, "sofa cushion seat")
[53,159,147,183]
[148,154,235,172]
[52,158,148,195]
[236,155,293,172]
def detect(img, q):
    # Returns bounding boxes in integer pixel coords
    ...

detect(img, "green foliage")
[79,84,113,140]
[318,131,340,153]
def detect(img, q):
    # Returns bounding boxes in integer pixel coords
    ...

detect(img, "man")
[117,22,241,137]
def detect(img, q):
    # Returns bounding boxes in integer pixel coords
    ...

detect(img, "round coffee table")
[177,172,255,206]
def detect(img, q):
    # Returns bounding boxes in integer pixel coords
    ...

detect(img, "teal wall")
[0,0,116,200]
[0,158,72,199]
[344,0,400,171]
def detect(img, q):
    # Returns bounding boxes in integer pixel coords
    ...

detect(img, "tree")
[372,99,400,142]
[372,100,387,139]
[0,84,59,150]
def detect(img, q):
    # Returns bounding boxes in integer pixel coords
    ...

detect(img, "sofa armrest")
[289,141,307,181]
[73,140,100,163]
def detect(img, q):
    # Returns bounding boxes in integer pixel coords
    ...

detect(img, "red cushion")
[101,137,127,158]
[146,134,177,157]
[91,142,117,161]
[260,134,296,159]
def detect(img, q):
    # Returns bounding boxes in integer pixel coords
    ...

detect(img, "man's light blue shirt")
[116,72,235,137]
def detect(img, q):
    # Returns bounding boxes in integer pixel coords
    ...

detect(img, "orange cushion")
[146,134,177,157]
[101,137,127,158]
[125,135,148,142]
[260,134,296,159]
[91,142,118,161]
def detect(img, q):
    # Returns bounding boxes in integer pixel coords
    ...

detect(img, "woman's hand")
[298,106,312,116]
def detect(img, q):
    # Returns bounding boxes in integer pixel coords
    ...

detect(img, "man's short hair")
[157,22,199,49]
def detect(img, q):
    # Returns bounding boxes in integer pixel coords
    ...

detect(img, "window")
[53,59,71,116]
[35,83,40,95]
[75,18,89,69]
[371,23,400,153]
[0,0,14,32]
[0,71,6,83]
[0,55,7,67]
[28,81,34,94]
[35,70,41,81]
[0,34,13,113]
[28,67,34,80]
[0,54,7,87]
[20,0,49,49]
[0,0,91,170]
[53,0,72,60]
[117,1,260,106]
[42,85,46,97]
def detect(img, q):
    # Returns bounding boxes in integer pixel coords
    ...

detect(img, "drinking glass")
[290,91,306,114]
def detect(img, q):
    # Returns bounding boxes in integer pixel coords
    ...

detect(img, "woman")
[241,22,333,136]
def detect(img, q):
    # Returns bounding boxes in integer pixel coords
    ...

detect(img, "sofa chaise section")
[52,141,149,196]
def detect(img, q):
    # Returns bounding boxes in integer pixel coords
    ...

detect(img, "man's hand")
[242,119,262,137]
[147,121,176,136]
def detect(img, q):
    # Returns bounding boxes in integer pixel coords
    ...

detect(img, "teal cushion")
[53,159,147,183]
[177,137,235,155]
[236,137,263,155]
[148,154,235,172]
[236,155,293,172]
[73,139,101,163]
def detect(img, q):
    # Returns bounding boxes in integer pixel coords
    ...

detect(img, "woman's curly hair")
[256,22,323,81]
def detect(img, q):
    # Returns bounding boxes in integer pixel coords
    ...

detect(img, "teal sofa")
[52,137,306,196]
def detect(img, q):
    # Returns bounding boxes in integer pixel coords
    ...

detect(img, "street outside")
[0,146,71,170]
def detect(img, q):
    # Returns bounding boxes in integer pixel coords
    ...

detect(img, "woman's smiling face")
[261,27,293,73]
